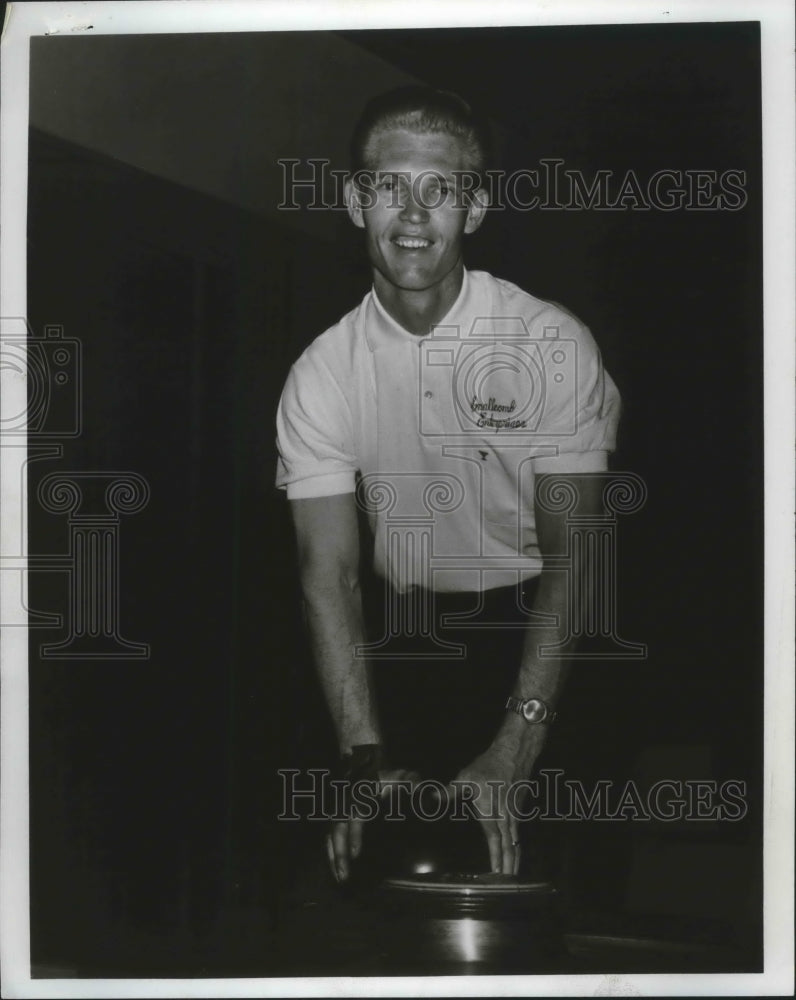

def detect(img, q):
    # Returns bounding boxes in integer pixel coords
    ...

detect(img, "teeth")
[394,237,431,249]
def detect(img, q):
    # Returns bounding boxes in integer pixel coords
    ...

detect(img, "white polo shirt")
[276,269,621,593]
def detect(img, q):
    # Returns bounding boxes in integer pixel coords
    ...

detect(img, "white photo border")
[1,1,793,997]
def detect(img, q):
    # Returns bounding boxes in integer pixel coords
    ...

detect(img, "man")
[276,86,620,882]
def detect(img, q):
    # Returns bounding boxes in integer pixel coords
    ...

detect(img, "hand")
[326,767,419,883]
[450,747,521,876]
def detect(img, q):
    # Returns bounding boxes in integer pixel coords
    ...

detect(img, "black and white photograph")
[0,1,793,996]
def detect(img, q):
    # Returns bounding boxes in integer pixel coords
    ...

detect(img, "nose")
[399,188,430,224]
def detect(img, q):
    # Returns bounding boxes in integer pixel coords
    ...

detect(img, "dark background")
[26,22,762,976]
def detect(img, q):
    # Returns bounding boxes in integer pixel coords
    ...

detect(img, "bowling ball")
[346,793,490,887]
[374,872,564,970]
[341,784,565,970]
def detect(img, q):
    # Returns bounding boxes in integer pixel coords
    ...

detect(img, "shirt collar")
[364,267,475,352]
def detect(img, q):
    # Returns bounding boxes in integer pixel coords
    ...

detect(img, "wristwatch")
[505,695,557,724]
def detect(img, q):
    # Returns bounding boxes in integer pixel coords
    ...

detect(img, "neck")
[373,262,465,336]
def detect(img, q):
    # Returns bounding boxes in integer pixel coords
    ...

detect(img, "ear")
[464,185,489,235]
[344,177,366,230]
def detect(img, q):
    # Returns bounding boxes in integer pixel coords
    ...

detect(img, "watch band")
[331,744,384,826]
[505,696,557,724]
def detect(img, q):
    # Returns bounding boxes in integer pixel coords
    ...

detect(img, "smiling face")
[345,128,487,302]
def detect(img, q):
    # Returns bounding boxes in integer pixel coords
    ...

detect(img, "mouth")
[391,236,434,250]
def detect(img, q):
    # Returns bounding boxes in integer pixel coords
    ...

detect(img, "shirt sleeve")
[530,310,621,473]
[275,350,358,499]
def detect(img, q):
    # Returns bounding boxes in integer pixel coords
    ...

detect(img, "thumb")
[349,818,364,859]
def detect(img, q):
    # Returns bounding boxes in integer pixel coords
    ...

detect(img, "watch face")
[521,698,547,723]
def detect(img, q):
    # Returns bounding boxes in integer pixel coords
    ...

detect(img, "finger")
[330,821,350,882]
[497,806,521,876]
[325,830,339,883]
[482,822,502,874]
[509,812,519,845]
[509,818,521,877]
[500,820,515,876]
[349,818,363,860]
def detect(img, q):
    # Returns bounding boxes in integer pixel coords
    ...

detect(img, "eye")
[425,178,451,201]
[377,174,407,195]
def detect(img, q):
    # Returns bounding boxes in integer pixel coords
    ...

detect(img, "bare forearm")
[301,572,381,755]
[491,570,571,777]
